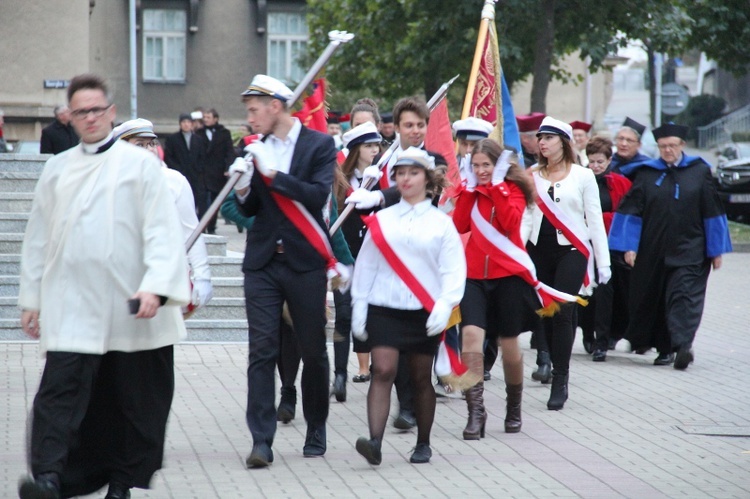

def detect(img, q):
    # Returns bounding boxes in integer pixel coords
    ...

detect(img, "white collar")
[269,117,302,145]
[396,197,432,217]
[81,132,114,154]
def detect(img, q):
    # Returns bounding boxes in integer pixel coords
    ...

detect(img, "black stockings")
[367,347,435,444]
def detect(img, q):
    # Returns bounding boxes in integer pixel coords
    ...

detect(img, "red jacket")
[602,173,631,233]
[452,181,527,279]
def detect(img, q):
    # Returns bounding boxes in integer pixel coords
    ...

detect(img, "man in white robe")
[18,74,190,499]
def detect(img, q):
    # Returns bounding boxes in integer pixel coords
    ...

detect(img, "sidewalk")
[2,252,749,498]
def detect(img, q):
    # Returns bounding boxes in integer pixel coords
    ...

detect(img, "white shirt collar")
[268,117,302,146]
[396,197,432,217]
[81,132,114,154]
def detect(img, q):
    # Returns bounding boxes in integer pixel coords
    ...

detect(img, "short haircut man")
[18,73,190,499]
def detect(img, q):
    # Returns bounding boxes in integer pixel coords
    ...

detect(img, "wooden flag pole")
[461,1,496,120]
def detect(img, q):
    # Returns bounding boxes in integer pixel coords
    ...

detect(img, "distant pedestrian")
[0,109,8,152]
[40,105,79,154]
[610,117,652,178]
[164,113,209,219]
[609,123,732,370]
[197,108,236,234]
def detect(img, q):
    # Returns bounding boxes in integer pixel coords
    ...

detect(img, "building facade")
[0,0,308,142]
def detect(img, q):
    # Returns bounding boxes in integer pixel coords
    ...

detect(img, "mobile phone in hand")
[128,298,141,315]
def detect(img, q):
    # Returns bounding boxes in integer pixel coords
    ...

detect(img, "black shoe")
[582,334,594,354]
[607,338,618,350]
[277,387,296,423]
[547,373,569,410]
[355,437,382,465]
[674,346,694,370]
[331,373,347,402]
[592,349,607,362]
[104,481,131,499]
[352,373,370,383]
[303,425,326,457]
[483,370,491,381]
[653,352,675,366]
[409,442,432,464]
[18,473,61,499]
[531,351,552,384]
[393,411,416,430]
[237,225,244,233]
[245,442,274,468]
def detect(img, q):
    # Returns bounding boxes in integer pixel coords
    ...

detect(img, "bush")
[674,94,726,141]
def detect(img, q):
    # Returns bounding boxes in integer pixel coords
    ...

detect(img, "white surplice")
[19,140,191,355]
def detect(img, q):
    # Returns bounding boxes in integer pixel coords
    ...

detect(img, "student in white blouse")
[521,117,610,411]
[351,148,466,466]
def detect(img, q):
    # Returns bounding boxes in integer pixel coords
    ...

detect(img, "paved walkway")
[3,253,750,498]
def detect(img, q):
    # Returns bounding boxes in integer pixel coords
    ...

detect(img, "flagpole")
[461,0,496,119]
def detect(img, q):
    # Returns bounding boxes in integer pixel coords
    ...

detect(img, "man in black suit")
[230,75,336,468]
[197,108,236,233]
[164,114,208,218]
[40,105,79,154]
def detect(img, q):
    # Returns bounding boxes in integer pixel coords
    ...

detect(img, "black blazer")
[198,124,236,192]
[163,131,208,193]
[237,126,337,273]
[40,120,78,154]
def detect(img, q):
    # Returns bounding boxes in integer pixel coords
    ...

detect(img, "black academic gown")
[608,155,732,353]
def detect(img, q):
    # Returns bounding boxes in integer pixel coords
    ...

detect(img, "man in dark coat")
[164,114,209,219]
[609,122,732,370]
[610,117,652,179]
[40,105,79,154]
[197,108,236,233]
[231,74,336,468]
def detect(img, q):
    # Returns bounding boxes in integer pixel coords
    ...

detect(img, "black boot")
[277,386,296,423]
[504,383,523,433]
[104,481,131,499]
[462,352,486,440]
[331,372,347,402]
[531,351,552,384]
[547,373,569,410]
[18,473,60,499]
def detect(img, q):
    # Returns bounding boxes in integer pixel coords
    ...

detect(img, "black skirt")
[460,276,540,339]
[366,305,440,355]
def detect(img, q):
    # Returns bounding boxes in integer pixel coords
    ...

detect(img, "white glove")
[426,300,452,337]
[351,300,368,341]
[362,165,383,185]
[464,165,478,191]
[345,188,384,210]
[598,266,612,285]
[229,157,254,191]
[244,141,275,176]
[192,279,214,307]
[331,263,353,293]
[492,150,513,186]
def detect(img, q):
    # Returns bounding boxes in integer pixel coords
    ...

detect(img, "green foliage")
[687,0,750,75]
[675,94,726,141]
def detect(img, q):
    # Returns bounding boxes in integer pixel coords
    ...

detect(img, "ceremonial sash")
[469,202,585,315]
[533,174,594,288]
[259,174,339,278]
[365,213,478,390]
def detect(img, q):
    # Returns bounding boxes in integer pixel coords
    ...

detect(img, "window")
[143,9,187,82]
[267,12,308,85]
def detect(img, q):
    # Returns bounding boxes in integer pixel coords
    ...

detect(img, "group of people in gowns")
[17,71,732,497]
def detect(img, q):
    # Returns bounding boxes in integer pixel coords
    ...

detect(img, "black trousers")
[244,254,329,446]
[31,347,174,497]
[665,262,711,351]
[205,190,221,233]
[528,241,588,375]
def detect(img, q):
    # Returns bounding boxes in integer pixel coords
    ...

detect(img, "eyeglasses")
[615,136,638,144]
[70,105,112,120]
[133,140,159,149]
[657,143,682,151]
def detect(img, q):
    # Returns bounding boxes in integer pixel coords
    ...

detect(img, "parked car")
[715,142,750,221]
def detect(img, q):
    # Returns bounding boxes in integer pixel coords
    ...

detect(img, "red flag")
[293,78,327,133]
[424,99,460,207]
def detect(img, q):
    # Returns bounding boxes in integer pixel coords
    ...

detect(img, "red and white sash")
[259,174,339,279]
[364,213,471,384]
[469,202,585,311]
[533,174,594,288]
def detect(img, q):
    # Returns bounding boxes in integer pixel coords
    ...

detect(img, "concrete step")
[0,193,34,212]
[186,297,246,320]
[0,172,40,192]
[0,255,21,275]
[202,235,227,257]
[0,156,47,173]
[184,320,248,341]
[0,234,23,254]
[0,276,19,296]
[0,214,28,233]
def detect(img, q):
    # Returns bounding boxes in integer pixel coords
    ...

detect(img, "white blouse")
[351,198,466,311]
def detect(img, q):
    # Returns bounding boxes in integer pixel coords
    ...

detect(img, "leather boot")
[531,351,551,384]
[504,383,523,433]
[461,352,486,440]
[547,372,569,410]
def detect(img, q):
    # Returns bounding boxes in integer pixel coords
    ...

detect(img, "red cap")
[569,120,592,132]
[339,113,351,123]
[516,112,546,133]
